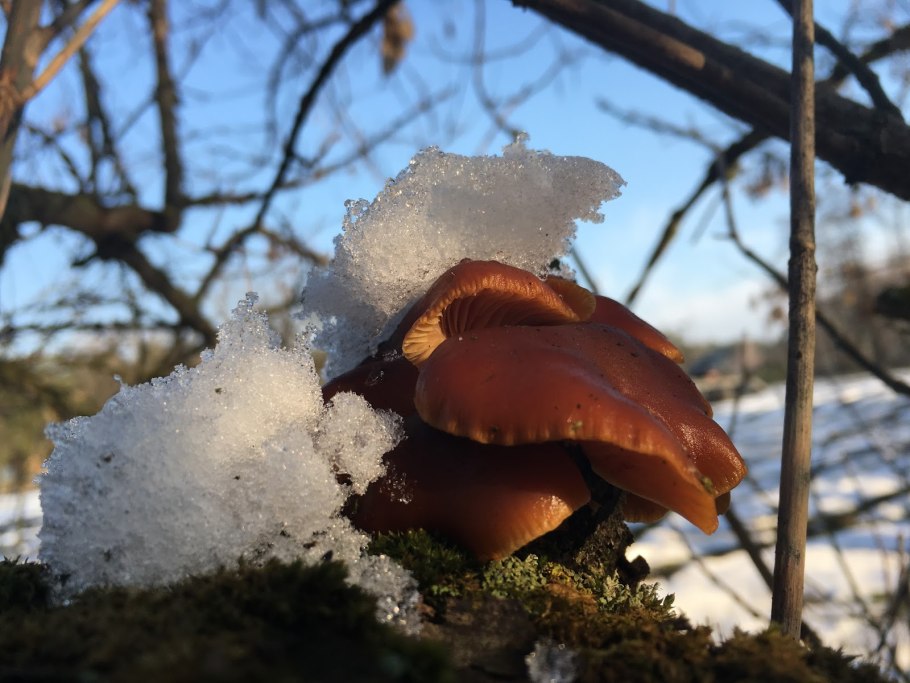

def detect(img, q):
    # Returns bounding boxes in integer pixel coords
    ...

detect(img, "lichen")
[369,530,891,683]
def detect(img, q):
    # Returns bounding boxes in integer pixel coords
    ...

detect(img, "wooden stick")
[771,0,817,639]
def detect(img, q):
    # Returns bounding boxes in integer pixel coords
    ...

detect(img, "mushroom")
[402,259,591,366]
[323,356,591,560]
[349,416,590,560]
[410,322,744,533]
[325,258,746,557]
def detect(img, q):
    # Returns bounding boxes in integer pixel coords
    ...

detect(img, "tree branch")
[619,19,910,305]
[252,0,398,230]
[148,0,184,223]
[19,0,121,104]
[93,236,216,345]
[78,46,138,198]
[0,2,44,224]
[2,184,173,240]
[513,0,910,200]
[625,130,766,304]
[773,0,902,119]
[771,0,817,639]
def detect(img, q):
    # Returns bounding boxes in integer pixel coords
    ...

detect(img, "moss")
[0,558,50,612]
[0,558,452,682]
[372,529,892,683]
[0,540,893,683]
[368,530,475,602]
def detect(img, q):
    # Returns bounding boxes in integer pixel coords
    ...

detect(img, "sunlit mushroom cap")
[411,323,745,533]
[588,294,686,365]
[402,259,593,366]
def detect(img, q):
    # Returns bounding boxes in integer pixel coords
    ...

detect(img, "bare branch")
[771,0,817,639]
[624,130,766,305]
[93,236,216,346]
[252,0,399,230]
[620,19,910,305]
[77,46,138,198]
[3,184,173,240]
[773,0,903,119]
[148,0,184,221]
[514,0,910,200]
[20,0,121,104]
[0,2,44,222]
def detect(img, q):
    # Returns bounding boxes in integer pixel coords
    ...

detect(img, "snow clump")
[303,135,625,376]
[525,639,579,683]
[39,294,418,629]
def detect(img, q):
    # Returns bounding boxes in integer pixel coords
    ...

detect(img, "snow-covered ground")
[634,369,910,677]
[3,369,907,675]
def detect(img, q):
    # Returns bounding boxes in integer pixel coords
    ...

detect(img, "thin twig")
[251,0,397,231]
[19,0,121,104]
[625,131,765,304]
[723,221,910,397]
[771,0,817,639]
[773,0,903,120]
[148,0,183,217]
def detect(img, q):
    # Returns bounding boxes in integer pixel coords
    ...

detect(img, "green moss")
[370,530,891,683]
[0,558,452,682]
[369,530,476,601]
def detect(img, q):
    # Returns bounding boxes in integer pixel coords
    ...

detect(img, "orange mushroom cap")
[411,323,745,533]
[352,416,591,560]
[401,259,593,366]
[589,295,686,365]
[322,356,419,417]
[324,351,591,558]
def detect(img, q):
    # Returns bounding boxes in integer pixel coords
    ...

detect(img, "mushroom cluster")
[323,259,746,560]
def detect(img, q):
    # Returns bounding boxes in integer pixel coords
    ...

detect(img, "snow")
[27,139,624,630]
[632,370,910,673]
[301,136,625,377]
[36,294,417,629]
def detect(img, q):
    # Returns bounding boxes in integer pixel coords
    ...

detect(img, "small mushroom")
[402,259,592,366]
[351,416,590,560]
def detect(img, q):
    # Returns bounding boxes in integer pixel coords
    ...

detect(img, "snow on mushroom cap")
[302,137,625,378]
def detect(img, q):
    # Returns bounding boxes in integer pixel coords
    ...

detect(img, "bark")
[772,0,816,639]
[513,0,910,201]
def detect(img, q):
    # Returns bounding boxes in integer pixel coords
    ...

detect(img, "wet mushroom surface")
[324,259,747,560]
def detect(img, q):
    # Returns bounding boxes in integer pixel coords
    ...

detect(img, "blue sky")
[2,0,901,351]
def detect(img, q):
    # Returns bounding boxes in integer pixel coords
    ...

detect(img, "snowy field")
[3,369,908,675]
[634,369,910,677]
